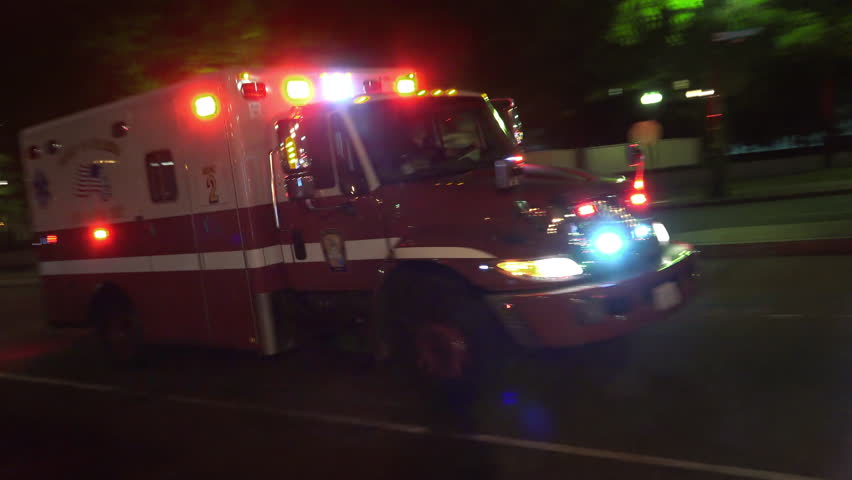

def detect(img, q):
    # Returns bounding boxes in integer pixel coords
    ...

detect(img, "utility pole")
[706,27,762,198]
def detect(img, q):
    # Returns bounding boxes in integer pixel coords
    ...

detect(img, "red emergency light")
[240,82,267,99]
[576,203,597,217]
[92,228,110,241]
[363,79,382,94]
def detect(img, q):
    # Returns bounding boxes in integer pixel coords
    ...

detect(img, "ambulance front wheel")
[380,267,505,388]
[92,289,145,366]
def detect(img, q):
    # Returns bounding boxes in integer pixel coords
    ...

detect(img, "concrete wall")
[649,138,702,170]
[521,149,578,168]
[525,138,702,175]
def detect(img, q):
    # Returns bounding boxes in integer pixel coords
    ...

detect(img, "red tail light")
[633,179,644,189]
[630,192,648,206]
[92,228,110,241]
[45,235,58,244]
[576,203,597,217]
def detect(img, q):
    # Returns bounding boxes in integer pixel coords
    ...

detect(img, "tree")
[83,0,269,93]
[605,0,852,195]
[0,154,28,249]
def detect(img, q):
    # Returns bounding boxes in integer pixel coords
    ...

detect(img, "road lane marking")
[461,434,822,480]
[0,372,114,392]
[0,371,823,480]
[164,394,430,435]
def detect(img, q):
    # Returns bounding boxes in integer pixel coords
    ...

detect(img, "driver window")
[330,115,368,196]
[438,111,485,162]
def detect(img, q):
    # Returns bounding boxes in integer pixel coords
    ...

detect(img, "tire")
[94,296,144,367]
[381,269,505,390]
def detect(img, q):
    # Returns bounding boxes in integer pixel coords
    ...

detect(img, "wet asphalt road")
[1,256,851,479]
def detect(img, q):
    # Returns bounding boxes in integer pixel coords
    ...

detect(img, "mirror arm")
[268,150,281,229]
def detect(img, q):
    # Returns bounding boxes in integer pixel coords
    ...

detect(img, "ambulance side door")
[283,110,388,292]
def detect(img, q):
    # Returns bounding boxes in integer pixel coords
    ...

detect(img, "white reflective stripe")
[279,245,295,264]
[201,251,247,270]
[394,247,496,259]
[244,248,266,269]
[293,243,326,263]
[245,245,289,269]
[151,254,200,272]
[37,240,494,275]
[262,245,286,267]
[40,256,152,276]
[345,238,399,260]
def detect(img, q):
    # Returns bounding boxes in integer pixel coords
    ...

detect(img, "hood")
[381,163,636,259]
[398,163,628,207]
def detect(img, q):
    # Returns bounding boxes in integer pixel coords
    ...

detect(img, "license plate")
[652,282,681,311]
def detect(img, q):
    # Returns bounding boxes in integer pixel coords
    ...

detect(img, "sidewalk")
[675,219,852,257]
[653,167,852,209]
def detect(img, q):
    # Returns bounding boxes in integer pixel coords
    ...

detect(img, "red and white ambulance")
[20,65,696,380]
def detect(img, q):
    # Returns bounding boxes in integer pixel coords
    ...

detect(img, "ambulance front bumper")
[485,243,698,348]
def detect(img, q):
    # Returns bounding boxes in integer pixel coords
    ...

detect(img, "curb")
[696,237,852,258]
[653,187,852,210]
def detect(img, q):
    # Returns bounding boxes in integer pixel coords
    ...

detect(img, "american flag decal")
[74,162,112,200]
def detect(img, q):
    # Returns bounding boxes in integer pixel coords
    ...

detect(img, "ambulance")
[20,65,697,381]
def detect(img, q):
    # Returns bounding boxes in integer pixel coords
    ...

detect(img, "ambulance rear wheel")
[384,269,504,389]
[94,296,144,367]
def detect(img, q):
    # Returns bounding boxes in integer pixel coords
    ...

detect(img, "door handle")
[305,199,356,216]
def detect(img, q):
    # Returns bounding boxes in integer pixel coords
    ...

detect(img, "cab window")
[330,115,368,195]
[350,96,515,183]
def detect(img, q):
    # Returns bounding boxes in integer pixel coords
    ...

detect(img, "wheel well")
[382,260,473,295]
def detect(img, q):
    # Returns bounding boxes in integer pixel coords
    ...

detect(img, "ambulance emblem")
[320,231,347,272]
[32,170,51,207]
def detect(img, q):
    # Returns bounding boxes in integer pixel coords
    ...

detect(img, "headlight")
[496,257,584,280]
[652,222,670,244]
[633,224,652,239]
[592,230,625,255]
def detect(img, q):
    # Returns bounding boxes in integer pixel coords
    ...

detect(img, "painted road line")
[0,372,115,392]
[0,371,824,480]
[461,434,822,480]
[165,394,429,435]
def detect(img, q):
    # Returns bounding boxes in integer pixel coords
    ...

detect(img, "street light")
[685,89,715,98]
[640,91,663,105]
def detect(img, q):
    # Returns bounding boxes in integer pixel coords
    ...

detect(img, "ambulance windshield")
[350,96,515,183]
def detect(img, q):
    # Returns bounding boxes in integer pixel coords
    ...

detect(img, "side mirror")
[491,98,524,145]
[494,158,521,190]
[286,174,316,200]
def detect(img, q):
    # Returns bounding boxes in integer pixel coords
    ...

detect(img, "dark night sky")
[0,0,626,154]
[0,0,846,156]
